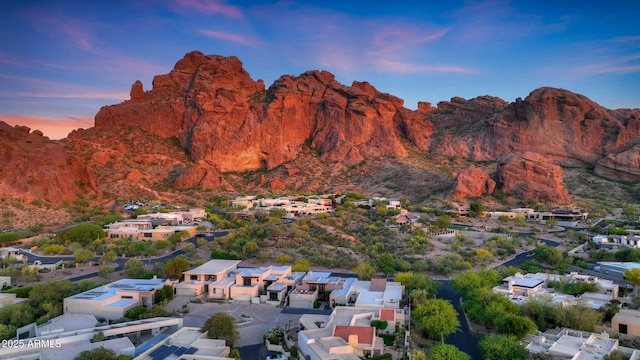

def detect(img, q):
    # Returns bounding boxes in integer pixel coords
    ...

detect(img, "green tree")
[292,259,310,272]
[276,254,291,264]
[74,346,118,360]
[495,314,537,340]
[412,299,460,341]
[57,223,105,244]
[353,262,375,280]
[201,312,239,347]
[168,230,189,243]
[433,215,452,230]
[377,253,395,276]
[124,259,145,278]
[429,344,470,360]
[622,204,638,221]
[74,249,94,264]
[99,265,115,277]
[242,241,260,258]
[155,240,170,251]
[411,350,427,360]
[532,245,564,266]
[1,255,17,268]
[470,202,485,217]
[165,256,190,279]
[624,268,640,286]
[101,250,118,265]
[408,228,431,251]
[451,268,502,297]
[479,335,528,360]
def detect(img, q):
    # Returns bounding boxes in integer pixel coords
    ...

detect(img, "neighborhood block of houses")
[493,272,619,309]
[102,208,205,241]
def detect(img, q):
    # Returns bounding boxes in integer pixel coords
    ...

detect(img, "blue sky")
[1,0,639,139]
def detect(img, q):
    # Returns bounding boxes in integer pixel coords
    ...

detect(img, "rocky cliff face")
[0,122,99,204]
[84,51,640,199]
[451,166,496,199]
[496,152,571,203]
[95,51,432,178]
[429,88,640,175]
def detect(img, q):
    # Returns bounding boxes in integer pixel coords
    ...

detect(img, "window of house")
[620,323,628,334]
[243,277,252,286]
[270,292,278,301]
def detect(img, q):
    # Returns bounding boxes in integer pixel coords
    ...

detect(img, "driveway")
[183,303,303,347]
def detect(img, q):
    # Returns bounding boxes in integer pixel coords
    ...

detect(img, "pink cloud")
[251,2,468,75]
[372,59,473,74]
[573,54,640,74]
[198,29,263,48]
[172,0,243,18]
[0,115,94,140]
[0,74,129,100]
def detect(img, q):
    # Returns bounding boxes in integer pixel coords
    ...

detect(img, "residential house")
[175,259,241,297]
[524,328,639,359]
[136,326,234,360]
[596,262,640,280]
[612,309,640,338]
[3,316,181,360]
[0,247,23,262]
[289,271,344,308]
[230,265,292,304]
[494,272,619,309]
[298,306,389,359]
[63,278,169,320]
[493,273,544,297]
[104,221,197,241]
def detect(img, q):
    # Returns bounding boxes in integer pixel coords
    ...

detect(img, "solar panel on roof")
[152,345,175,360]
[184,347,197,354]
[174,347,187,355]
[149,345,167,357]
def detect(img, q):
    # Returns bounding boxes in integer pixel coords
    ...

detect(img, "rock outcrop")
[451,166,496,199]
[0,122,99,204]
[95,51,432,174]
[595,144,640,182]
[77,51,640,199]
[429,88,639,167]
[496,152,570,203]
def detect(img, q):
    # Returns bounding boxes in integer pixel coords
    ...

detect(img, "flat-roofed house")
[63,278,169,320]
[230,266,292,303]
[493,273,544,297]
[612,309,640,337]
[289,271,343,309]
[298,306,387,360]
[175,260,240,297]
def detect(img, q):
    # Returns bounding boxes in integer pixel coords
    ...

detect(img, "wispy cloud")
[573,54,640,74]
[0,115,94,139]
[0,74,128,100]
[172,0,243,18]
[252,3,470,75]
[372,59,473,74]
[612,35,640,43]
[198,29,263,48]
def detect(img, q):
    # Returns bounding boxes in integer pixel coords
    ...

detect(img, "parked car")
[265,354,287,360]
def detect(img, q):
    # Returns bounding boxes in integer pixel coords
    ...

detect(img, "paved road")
[437,280,483,360]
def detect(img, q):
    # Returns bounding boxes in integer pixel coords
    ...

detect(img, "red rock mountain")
[46,51,640,202]
[496,152,571,203]
[95,51,432,177]
[0,122,99,204]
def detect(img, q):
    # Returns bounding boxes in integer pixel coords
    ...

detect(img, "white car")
[265,354,287,360]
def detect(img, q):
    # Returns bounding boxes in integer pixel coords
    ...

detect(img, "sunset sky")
[1,1,639,139]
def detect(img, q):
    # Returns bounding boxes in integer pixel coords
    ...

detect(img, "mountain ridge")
[2,50,640,205]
